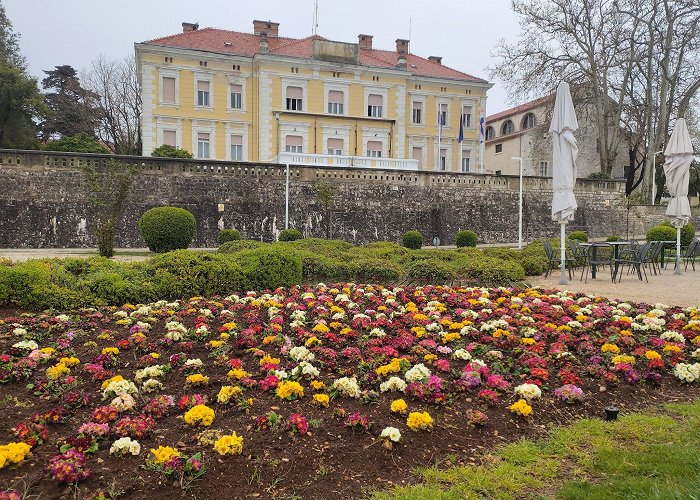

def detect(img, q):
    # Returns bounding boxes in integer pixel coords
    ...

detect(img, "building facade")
[135,20,492,172]
[483,96,628,178]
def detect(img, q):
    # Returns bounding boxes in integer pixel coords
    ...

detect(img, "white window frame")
[367,140,383,157]
[197,133,210,159]
[461,150,472,172]
[279,120,310,156]
[282,78,308,113]
[364,86,389,120]
[461,101,474,128]
[320,124,351,157]
[412,101,423,125]
[225,121,248,162]
[155,117,183,150]
[159,69,179,107]
[437,100,450,129]
[194,72,213,109]
[361,127,390,158]
[192,121,216,159]
[325,83,348,116]
[539,161,549,176]
[227,77,246,112]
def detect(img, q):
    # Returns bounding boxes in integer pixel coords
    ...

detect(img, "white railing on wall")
[276,152,419,171]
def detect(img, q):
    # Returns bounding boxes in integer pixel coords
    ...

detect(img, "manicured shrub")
[218,240,267,253]
[278,228,303,242]
[606,235,622,242]
[405,260,455,284]
[235,247,302,290]
[139,207,196,253]
[452,255,525,286]
[217,229,241,245]
[568,231,588,242]
[151,145,193,158]
[660,220,696,247]
[401,230,423,250]
[352,258,403,284]
[646,225,676,243]
[455,230,478,248]
[44,134,110,154]
[0,260,84,310]
[285,238,353,255]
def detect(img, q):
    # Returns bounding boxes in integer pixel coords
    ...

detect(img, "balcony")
[277,152,419,171]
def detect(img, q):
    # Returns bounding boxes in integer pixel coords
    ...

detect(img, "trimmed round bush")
[660,220,695,247]
[235,247,303,290]
[278,228,303,242]
[606,235,622,242]
[455,230,478,248]
[217,229,241,245]
[568,231,588,242]
[646,225,676,242]
[151,144,193,158]
[406,259,455,284]
[139,207,196,253]
[401,230,423,250]
[218,240,267,253]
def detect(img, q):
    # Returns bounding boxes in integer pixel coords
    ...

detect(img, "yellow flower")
[227,368,248,380]
[0,442,32,469]
[508,399,533,417]
[311,323,329,334]
[102,347,120,356]
[149,352,160,359]
[259,355,280,366]
[339,327,354,336]
[219,332,230,340]
[39,347,55,356]
[275,380,304,400]
[521,338,536,345]
[645,350,662,361]
[209,340,224,348]
[664,344,682,353]
[611,355,635,365]
[424,353,438,362]
[221,322,238,331]
[390,399,408,414]
[312,394,330,407]
[217,385,242,404]
[149,446,180,465]
[311,380,325,390]
[305,336,321,347]
[213,433,243,455]
[442,332,461,343]
[101,375,125,389]
[186,373,210,386]
[262,335,277,345]
[413,313,428,322]
[406,411,433,431]
[376,358,402,377]
[601,343,620,354]
[183,404,215,427]
[46,363,70,380]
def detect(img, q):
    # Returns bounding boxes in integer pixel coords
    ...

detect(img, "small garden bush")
[455,230,478,248]
[402,230,423,250]
[139,206,197,253]
[217,229,241,245]
[44,134,110,154]
[151,145,193,158]
[278,228,303,242]
[405,259,455,284]
[568,231,588,242]
[218,240,267,253]
[606,235,622,242]
[659,220,696,247]
[235,247,303,290]
[646,224,677,243]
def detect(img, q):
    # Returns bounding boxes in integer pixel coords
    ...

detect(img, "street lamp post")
[285,163,290,229]
[512,157,524,249]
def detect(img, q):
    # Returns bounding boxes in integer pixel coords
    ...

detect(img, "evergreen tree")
[0,0,25,70]
[41,65,100,140]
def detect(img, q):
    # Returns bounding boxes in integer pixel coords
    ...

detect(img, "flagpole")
[479,98,486,174]
[437,107,442,170]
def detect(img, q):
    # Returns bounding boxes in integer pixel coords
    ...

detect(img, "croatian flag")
[438,110,445,142]
[458,116,464,143]
[479,108,485,143]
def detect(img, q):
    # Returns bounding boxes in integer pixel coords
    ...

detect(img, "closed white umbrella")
[550,82,579,285]
[663,118,693,275]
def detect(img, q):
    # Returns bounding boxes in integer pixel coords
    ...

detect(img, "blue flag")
[458,117,464,143]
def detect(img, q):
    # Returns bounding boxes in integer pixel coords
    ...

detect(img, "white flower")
[332,376,362,398]
[111,393,136,412]
[135,365,166,382]
[113,311,128,319]
[55,314,71,322]
[12,340,38,351]
[184,358,204,369]
[195,325,209,335]
[452,349,472,361]
[379,376,407,393]
[291,361,320,379]
[673,363,700,383]
[272,369,289,380]
[369,328,386,337]
[514,383,542,400]
[142,379,165,393]
[380,426,402,442]
[289,346,315,362]
[110,437,141,456]
[660,331,685,343]
[102,379,138,399]
[405,363,431,383]
[131,306,151,317]
[12,327,27,336]
[691,349,700,359]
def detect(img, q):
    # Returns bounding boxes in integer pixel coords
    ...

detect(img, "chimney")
[182,22,199,33]
[259,33,269,54]
[397,55,407,69]
[253,20,279,38]
[358,34,373,50]
[395,38,409,54]
[428,56,443,65]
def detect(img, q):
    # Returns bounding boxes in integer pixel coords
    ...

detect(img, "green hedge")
[455,230,478,248]
[217,229,241,245]
[647,225,677,243]
[278,228,303,241]
[139,207,197,253]
[218,240,267,253]
[402,230,423,250]
[405,259,455,284]
[234,247,302,290]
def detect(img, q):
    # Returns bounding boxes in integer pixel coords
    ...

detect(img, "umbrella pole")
[559,221,569,285]
[675,226,682,275]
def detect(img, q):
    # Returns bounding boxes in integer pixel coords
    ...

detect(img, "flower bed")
[0,285,699,498]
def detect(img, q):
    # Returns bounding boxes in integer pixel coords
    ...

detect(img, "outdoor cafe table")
[578,242,629,279]
[659,241,675,268]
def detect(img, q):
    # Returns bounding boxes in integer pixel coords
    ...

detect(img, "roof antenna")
[312,0,319,36]
[408,17,412,48]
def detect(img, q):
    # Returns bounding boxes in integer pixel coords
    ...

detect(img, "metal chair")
[613,241,652,283]
[543,240,575,279]
[645,240,664,275]
[666,238,700,271]
[580,242,613,283]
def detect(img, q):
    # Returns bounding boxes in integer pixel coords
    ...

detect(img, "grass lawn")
[374,399,700,499]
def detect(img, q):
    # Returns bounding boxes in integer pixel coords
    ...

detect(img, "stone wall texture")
[0,150,697,248]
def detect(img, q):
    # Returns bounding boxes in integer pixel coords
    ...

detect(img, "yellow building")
[135,20,492,171]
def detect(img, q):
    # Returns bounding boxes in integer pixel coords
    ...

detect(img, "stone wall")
[0,150,696,248]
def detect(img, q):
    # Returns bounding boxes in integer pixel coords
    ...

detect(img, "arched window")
[522,112,536,130]
[485,126,495,141]
[501,120,515,135]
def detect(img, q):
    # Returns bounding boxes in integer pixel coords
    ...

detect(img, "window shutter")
[328,90,343,104]
[367,140,382,151]
[413,101,422,110]
[197,80,209,92]
[230,135,243,146]
[197,132,209,141]
[286,135,303,147]
[368,94,383,106]
[286,86,303,99]
[230,84,242,93]
[463,105,472,116]
[327,138,343,150]
[162,77,176,102]
[162,130,176,146]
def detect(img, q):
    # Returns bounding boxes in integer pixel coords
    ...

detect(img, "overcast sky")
[5,0,522,114]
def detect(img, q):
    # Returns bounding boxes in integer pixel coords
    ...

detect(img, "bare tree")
[83,55,141,155]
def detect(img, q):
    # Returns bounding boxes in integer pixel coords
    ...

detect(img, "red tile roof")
[486,94,553,123]
[143,28,487,83]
